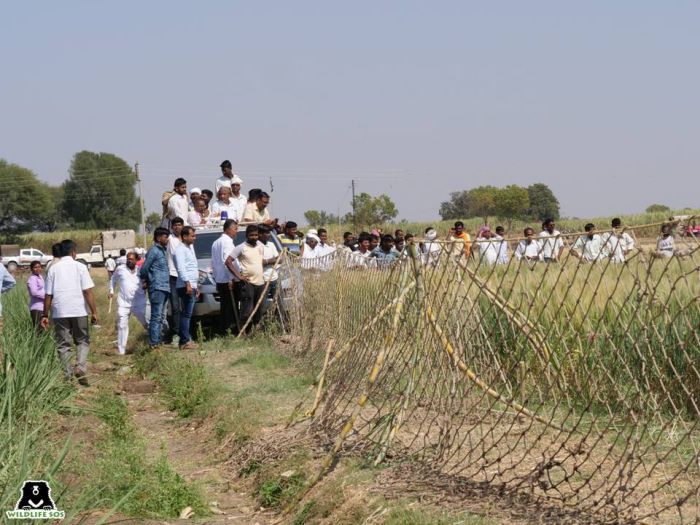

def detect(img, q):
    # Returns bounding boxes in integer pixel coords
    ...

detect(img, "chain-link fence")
[278,218,699,524]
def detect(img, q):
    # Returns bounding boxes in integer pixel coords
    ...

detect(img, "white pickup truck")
[76,230,137,267]
[1,247,53,271]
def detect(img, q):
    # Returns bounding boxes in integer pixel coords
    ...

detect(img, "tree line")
[0,151,141,235]
[439,183,561,226]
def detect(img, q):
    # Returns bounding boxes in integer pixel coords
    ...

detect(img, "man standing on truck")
[162,178,189,228]
[41,239,99,386]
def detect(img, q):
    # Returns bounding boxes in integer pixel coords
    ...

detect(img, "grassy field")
[1,270,519,523]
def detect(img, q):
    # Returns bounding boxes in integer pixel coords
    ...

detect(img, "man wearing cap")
[189,188,202,211]
[229,176,247,220]
[301,232,322,269]
[215,160,236,193]
[475,227,498,266]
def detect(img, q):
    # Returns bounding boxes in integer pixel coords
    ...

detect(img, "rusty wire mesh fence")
[276,218,700,524]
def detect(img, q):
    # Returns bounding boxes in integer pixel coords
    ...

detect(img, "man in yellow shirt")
[448,221,472,258]
[241,191,277,227]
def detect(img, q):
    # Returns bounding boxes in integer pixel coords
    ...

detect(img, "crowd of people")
[0,159,691,386]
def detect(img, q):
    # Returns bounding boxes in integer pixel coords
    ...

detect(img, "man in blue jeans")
[173,226,199,350]
[139,227,171,348]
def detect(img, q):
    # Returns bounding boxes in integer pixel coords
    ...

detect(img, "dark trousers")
[239,282,265,332]
[177,288,196,345]
[216,282,240,336]
[166,275,181,342]
[30,310,43,333]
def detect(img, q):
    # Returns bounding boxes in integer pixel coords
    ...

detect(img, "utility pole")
[135,162,147,248]
[351,179,356,232]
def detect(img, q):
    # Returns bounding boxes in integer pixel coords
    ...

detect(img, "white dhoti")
[116,305,132,355]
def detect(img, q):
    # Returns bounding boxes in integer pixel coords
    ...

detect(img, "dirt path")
[87,342,276,524]
[122,380,271,524]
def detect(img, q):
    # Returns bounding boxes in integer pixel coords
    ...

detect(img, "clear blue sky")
[2,1,698,223]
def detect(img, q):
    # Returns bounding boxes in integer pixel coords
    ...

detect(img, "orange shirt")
[452,231,472,257]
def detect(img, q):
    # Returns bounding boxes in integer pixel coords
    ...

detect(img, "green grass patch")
[230,348,291,369]
[135,349,219,418]
[257,472,306,509]
[90,390,209,519]
[382,505,498,525]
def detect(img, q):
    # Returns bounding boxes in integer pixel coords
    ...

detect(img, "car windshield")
[193,229,281,259]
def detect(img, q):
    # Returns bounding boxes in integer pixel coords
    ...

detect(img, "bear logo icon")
[14,480,56,511]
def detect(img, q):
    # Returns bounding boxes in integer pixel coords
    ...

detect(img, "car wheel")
[77,259,89,267]
[7,262,17,271]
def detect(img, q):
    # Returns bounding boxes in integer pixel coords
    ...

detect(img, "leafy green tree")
[439,186,498,222]
[348,193,398,228]
[494,185,530,228]
[62,151,140,229]
[646,204,671,214]
[0,159,58,234]
[304,210,340,227]
[439,191,468,220]
[466,186,498,223]
[527,183,560,221]
[145,212,162,233]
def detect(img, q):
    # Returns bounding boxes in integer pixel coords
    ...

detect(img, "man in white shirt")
[475,228,498,267]
[189,187,202,211]
[41,239,99,385]
[514,228,542,263]
[173,226,200,349]
[656,224,675,258]
[316,228,336,271]
[165,217,187,344]
[163,177,190,228]
[571,223,607,262]
[301,233,322,269]
[258,225,280,298]
[602,217,636,263]
[215,160,236,194]
[348,232,375,269]
[493,226,510,265]
[538,219,564,262]
[228,176,247,220]
[231,225,265,332]
[116,249,127,266]
[420,227,441,266]
[211,219,243,335]
[105,256,116,277]
[211,186,241,222]
[109,251,144,355]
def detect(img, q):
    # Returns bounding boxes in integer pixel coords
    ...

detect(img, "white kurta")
[572,234,607,262]
[109,265,146,355]
[476,238,498,266]
[538,230,564,260]
[514,240,541,261]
